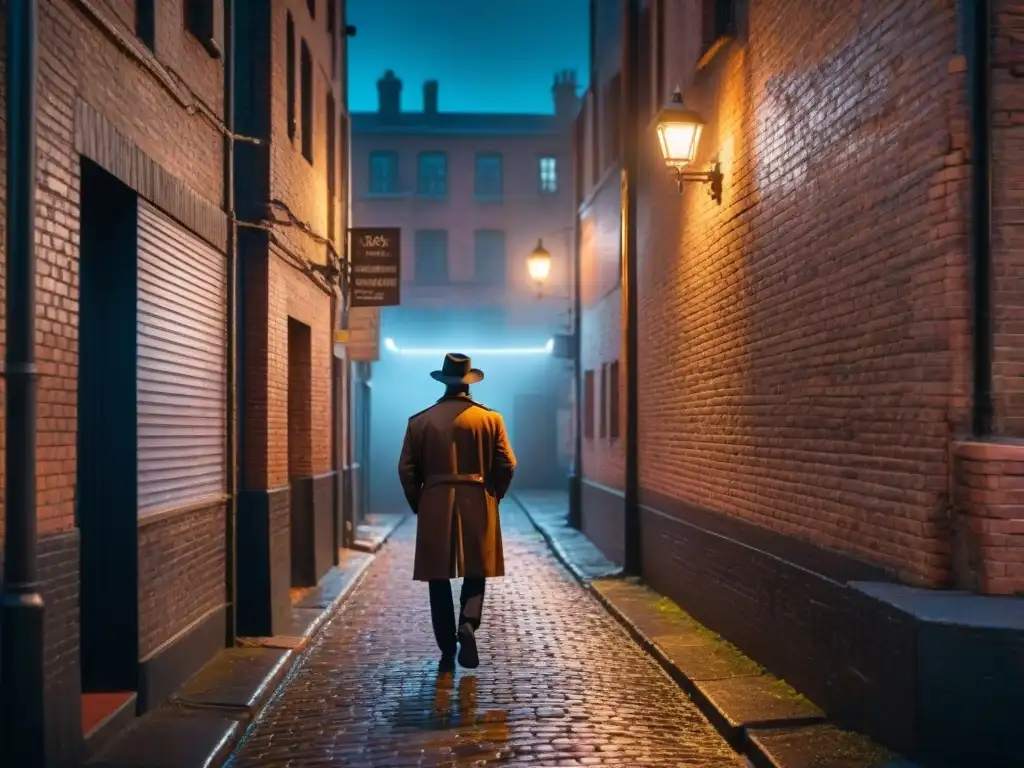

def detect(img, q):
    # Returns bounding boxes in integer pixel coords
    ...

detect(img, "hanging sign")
[349,227,401,308]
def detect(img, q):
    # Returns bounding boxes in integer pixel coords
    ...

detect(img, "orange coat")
[398,394,517,581]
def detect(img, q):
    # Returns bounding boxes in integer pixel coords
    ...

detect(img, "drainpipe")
[621,0,642,576]
[1,1,47,763]
[569,145,584,530]
[968,0,994,438]
[223,0,239,647]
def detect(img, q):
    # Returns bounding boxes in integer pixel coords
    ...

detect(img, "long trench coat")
[398,393,517,581]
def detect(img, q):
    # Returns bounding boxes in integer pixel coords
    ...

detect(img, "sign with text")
[349,227,401,308]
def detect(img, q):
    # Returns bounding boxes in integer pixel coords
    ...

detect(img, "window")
[574,113,585,202]
[300,40,313,163]
[185,0,221,57]
[307,0,316,17]
[474,153,503,199]
[700,0,736,61]
[583,370,595,440]
[286,14,296,141]
[599,364,608,438]
[369,151,399,194]
[414,230,449,285]
[539,157,558,194]
[326,91,336,241]
[473,230,506,284]
[417,152,448,196]
[603,74,621,171]
[136,0,155,50]
[328,0,337,71]
[608,360,620,440]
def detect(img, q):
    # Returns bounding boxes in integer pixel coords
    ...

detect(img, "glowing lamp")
[654,88,724,204]
[527,239,552,284]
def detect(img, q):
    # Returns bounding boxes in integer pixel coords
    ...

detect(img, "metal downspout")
[621,0,642,576]
[968,0,994,437]
[223,0,239,647]
[1,1,47,763]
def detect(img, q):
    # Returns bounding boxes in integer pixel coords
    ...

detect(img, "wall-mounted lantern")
[655,88,723,204]
[527,238,552,291]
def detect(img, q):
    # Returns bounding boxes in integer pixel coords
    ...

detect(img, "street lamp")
[527,238,552,290]
[654,87,724,204]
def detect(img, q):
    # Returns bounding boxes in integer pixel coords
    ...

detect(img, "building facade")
[0,0,350,763]
[350,71,579,513]
[575,0,1022,765]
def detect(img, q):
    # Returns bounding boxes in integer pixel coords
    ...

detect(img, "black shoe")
[457,623,479,669]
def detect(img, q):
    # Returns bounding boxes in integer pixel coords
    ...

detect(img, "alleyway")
[224,506,743,767]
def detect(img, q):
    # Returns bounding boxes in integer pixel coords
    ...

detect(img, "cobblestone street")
[224,506,743,767]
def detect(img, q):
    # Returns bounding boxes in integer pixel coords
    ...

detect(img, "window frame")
[286,13,296,141]
[474,152,504,200]
[583,370,595,440]
[184,0,222,58]
[300,39,314,164]
[417,151,449,197]
[413,229,450,285]
[473,229,507,285]
[699,0,737,66]
[368,150,400,195]
[136,0,156,51]
[539,156,558,195]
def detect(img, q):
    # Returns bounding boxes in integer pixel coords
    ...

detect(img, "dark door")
[513,394,560,489]
[78,159,140,696]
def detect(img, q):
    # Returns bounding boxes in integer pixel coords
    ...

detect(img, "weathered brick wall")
[631,0,966,586]
[138,502,227,658]
[991,2,1024,437]
[951,441,1024,594]
[267,248,333,488]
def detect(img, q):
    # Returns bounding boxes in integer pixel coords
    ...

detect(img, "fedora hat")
[430,353,484,385]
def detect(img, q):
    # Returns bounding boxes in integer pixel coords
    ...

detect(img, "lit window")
[540,156,558,194]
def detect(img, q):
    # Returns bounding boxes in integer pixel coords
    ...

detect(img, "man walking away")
[398,353,517,670]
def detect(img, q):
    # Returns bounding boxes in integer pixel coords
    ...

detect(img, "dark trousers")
[428,577,485,656]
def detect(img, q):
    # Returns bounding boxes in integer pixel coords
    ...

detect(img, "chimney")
[376,70,402,120]
[423,80,439,116]
[552,69,580,124]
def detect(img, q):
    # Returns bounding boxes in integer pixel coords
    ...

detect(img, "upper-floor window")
[414,230,449,285]
[473,230,506,284]
[307,0,316,18]
[185,0,221,58]
[700,0,736,62]
[300,40,314,163]
[286,14,296,141]
[327,0,337,71]
[326,91,336,240]
[474,153,503,199]
[608,360,621,440]
[539,157,558,194]
[369,151,399,194]
[136,0,155,51]
[583,370,595,440]
[417,152,448,197]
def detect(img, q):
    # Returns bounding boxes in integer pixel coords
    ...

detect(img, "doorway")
[77,159,140,734]
[287,318,314,586]
[513,393,560,489]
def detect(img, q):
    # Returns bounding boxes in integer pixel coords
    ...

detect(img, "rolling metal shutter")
[137,200,227,513]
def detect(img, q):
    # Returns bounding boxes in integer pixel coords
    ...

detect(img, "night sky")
[346,0,590,115]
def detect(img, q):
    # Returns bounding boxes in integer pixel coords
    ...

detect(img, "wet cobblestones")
[225,507,742,767]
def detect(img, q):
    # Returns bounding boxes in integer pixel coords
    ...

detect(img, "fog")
[368,306,572,512]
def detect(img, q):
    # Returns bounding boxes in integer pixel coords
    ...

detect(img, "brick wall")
[138,502,227,658]
[633,0,966,587]
[992,2,1024,437]
[266,248,333,489]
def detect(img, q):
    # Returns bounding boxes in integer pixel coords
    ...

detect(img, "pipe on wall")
[0,0,48,763]
[621,0,642,576]
[223,0,239,647]
[968,0,994,438]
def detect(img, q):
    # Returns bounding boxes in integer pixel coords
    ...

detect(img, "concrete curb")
[510,495,898,768]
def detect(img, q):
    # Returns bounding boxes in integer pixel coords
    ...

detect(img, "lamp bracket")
[674,161,723,205]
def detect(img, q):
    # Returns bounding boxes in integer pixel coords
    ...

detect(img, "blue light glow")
[383,337,554,356]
